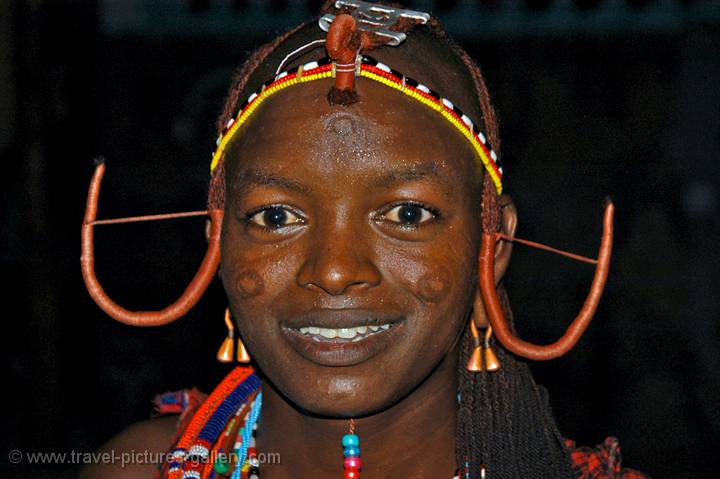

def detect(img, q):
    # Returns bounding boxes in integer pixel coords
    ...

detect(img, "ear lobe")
[493,194,517,284]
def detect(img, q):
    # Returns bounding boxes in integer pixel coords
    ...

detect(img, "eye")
[246,205,304,229]
[383,203,437,226]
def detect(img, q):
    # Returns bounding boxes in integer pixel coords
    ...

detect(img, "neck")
[256,342,461,479]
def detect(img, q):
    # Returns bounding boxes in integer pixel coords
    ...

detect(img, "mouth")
[291,323,395,341]
[281,310,405,367]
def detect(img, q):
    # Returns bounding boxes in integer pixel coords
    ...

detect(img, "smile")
[291,323,395,342]
[281,310,405,367]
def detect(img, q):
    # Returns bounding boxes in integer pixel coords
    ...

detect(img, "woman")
[79,2,647,478]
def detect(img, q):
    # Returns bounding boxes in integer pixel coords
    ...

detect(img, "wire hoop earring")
[81,160,222,326]
[478,200,614,361]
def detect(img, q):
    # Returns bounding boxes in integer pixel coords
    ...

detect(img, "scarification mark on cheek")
[233,270,265,298]
[416,272,450,303]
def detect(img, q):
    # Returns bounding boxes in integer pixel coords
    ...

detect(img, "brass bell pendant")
[216,309,235,363]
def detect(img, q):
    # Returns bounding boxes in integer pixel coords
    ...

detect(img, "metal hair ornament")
[319,0,431,46]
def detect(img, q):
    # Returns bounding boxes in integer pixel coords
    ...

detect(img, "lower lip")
[282,322,404,367]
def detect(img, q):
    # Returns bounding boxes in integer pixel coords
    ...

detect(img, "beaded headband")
[210,55,504,194]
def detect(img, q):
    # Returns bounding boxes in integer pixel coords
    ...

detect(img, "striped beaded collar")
[210,55,504,195]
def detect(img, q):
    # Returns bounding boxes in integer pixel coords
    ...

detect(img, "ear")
[472,194,518,328]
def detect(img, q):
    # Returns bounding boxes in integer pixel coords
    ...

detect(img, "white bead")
[442,98,454,109]
[303,61,319,70]
[376,62,391,73]
[417,84,430,94]
[461,114,473,127]
[490,150,498,161]
[478,132,486,144]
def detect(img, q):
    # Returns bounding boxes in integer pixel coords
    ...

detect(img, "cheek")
[381,242,473,309]
[416,272,451,303]
[232,269,265,298]
[220,227,299,313]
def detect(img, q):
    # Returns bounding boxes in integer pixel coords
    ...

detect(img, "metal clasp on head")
[319,0,430,46]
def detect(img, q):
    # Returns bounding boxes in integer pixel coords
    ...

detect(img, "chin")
[264,362,416,418]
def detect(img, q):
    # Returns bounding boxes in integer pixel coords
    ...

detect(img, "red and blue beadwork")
[342,430,361,479]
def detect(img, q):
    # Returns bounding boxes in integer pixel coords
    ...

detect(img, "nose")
[297,221,382,295]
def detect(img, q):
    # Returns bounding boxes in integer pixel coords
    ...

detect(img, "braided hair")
[208,3,574,478]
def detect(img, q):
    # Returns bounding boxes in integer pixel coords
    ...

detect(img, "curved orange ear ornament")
[479,200,614,360]
[81,159,223,326]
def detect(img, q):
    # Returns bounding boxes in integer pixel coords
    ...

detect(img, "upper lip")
[282,309,404,330]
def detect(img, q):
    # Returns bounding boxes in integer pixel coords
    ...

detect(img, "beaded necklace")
[163,366,469,479]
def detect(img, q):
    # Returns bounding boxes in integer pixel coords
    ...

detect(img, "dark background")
[2,1,719,478]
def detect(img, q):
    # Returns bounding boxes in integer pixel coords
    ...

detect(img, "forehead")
[225,79,482,187]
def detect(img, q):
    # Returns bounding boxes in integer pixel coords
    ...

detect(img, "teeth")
[338,328,356,339]
[295,324,393,340]
[319,328,338,339]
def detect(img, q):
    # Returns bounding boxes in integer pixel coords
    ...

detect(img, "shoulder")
[566,437,651,479]
[78,388,208,479]
[78,416,178,479]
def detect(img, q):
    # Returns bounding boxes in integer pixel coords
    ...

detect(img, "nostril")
[296,253,381,295]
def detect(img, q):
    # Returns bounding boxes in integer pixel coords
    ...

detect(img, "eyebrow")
[372,164,443,189]
[232,164,444,194]
[232,169,312,194]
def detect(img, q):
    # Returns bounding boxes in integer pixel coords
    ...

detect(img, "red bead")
[344,457,361,469]
[344,468,360,479]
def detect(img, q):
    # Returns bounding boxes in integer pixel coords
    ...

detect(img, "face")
[220,78,484,417]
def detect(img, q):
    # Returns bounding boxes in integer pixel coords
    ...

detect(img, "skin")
[218,78,516,478]
[80,28,518,479]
